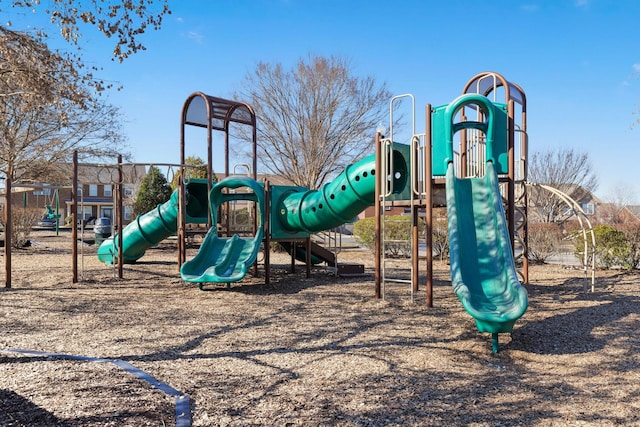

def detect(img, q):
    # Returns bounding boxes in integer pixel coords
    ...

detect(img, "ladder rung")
[382,257,412,262]
[384,278,411,283]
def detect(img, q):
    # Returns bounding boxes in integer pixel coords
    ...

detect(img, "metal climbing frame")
[375,94,421,302]
[528,183,596,291]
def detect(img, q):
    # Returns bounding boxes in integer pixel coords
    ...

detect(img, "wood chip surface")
[1,230,638,426]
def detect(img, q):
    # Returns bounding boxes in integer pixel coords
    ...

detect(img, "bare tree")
[1,27,127,184]
[528,147,598,223]
[527,222,564,263]
[236,54,392,189]
[2,0,171,63]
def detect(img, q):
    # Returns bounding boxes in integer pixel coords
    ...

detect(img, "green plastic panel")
[431,104,450,177]
[184,178,210,224]
[431,100,508,176]
[270,185,310,240]
[384,142,412,202]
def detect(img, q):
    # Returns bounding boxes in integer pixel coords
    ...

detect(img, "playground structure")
[90,71,531,351]
[95,93,403,287]
[371,73,531,351]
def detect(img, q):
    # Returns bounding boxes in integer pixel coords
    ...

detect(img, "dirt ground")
[0,229,639,426]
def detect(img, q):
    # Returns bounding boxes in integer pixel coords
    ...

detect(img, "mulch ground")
[0,230,639,426]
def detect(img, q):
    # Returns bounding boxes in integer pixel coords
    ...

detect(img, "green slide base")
[446,162,528,340]
[96,236,147,265]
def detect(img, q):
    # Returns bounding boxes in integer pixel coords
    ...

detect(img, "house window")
[89,184,98,197]
[104,185,112,197]
[124,206,133,221]
[101,207,113,219]
[80,206,92,220]
[581,203,595,215]
[77,187,83,197]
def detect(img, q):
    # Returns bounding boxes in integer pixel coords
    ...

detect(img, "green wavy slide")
[443,94,528,352]
[446,162,528,352]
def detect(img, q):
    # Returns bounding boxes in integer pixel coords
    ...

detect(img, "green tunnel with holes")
[271,146,410,238]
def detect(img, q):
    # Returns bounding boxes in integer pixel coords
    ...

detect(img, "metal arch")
[77,162,128,185]
[180,92,257,180]
[461,71,526,107]
[96,166,121,185]
[81,161,189,185]
[179,93,259,268]
[527,183,596,291]
[182,92,256,130]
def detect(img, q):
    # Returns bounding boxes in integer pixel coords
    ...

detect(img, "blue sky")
[5,0,640,199]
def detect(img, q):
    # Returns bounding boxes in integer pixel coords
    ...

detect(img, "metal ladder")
[379,94,418,302]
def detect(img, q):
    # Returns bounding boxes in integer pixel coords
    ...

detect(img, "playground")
[1,230,639,426]
[1,71,637,425]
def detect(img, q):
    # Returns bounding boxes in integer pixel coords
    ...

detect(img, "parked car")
[94,217,112,236]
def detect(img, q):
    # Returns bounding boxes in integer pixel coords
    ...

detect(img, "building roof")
[625,205,640,221]
[257,173,298,187]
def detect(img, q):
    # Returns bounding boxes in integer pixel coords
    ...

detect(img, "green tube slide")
[97,179,210,265]
[278,151,407,233]
[274,151,406,264]
[97,190,180,264]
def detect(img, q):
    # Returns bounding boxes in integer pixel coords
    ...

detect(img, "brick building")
[4,164,147,226]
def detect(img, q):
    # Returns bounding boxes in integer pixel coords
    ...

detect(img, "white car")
[94,217,112,235]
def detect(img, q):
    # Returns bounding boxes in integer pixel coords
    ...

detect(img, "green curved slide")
[179,176,265,286]
[97,190,180,264]
[446,162,528,347]
[443,94,528,352]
